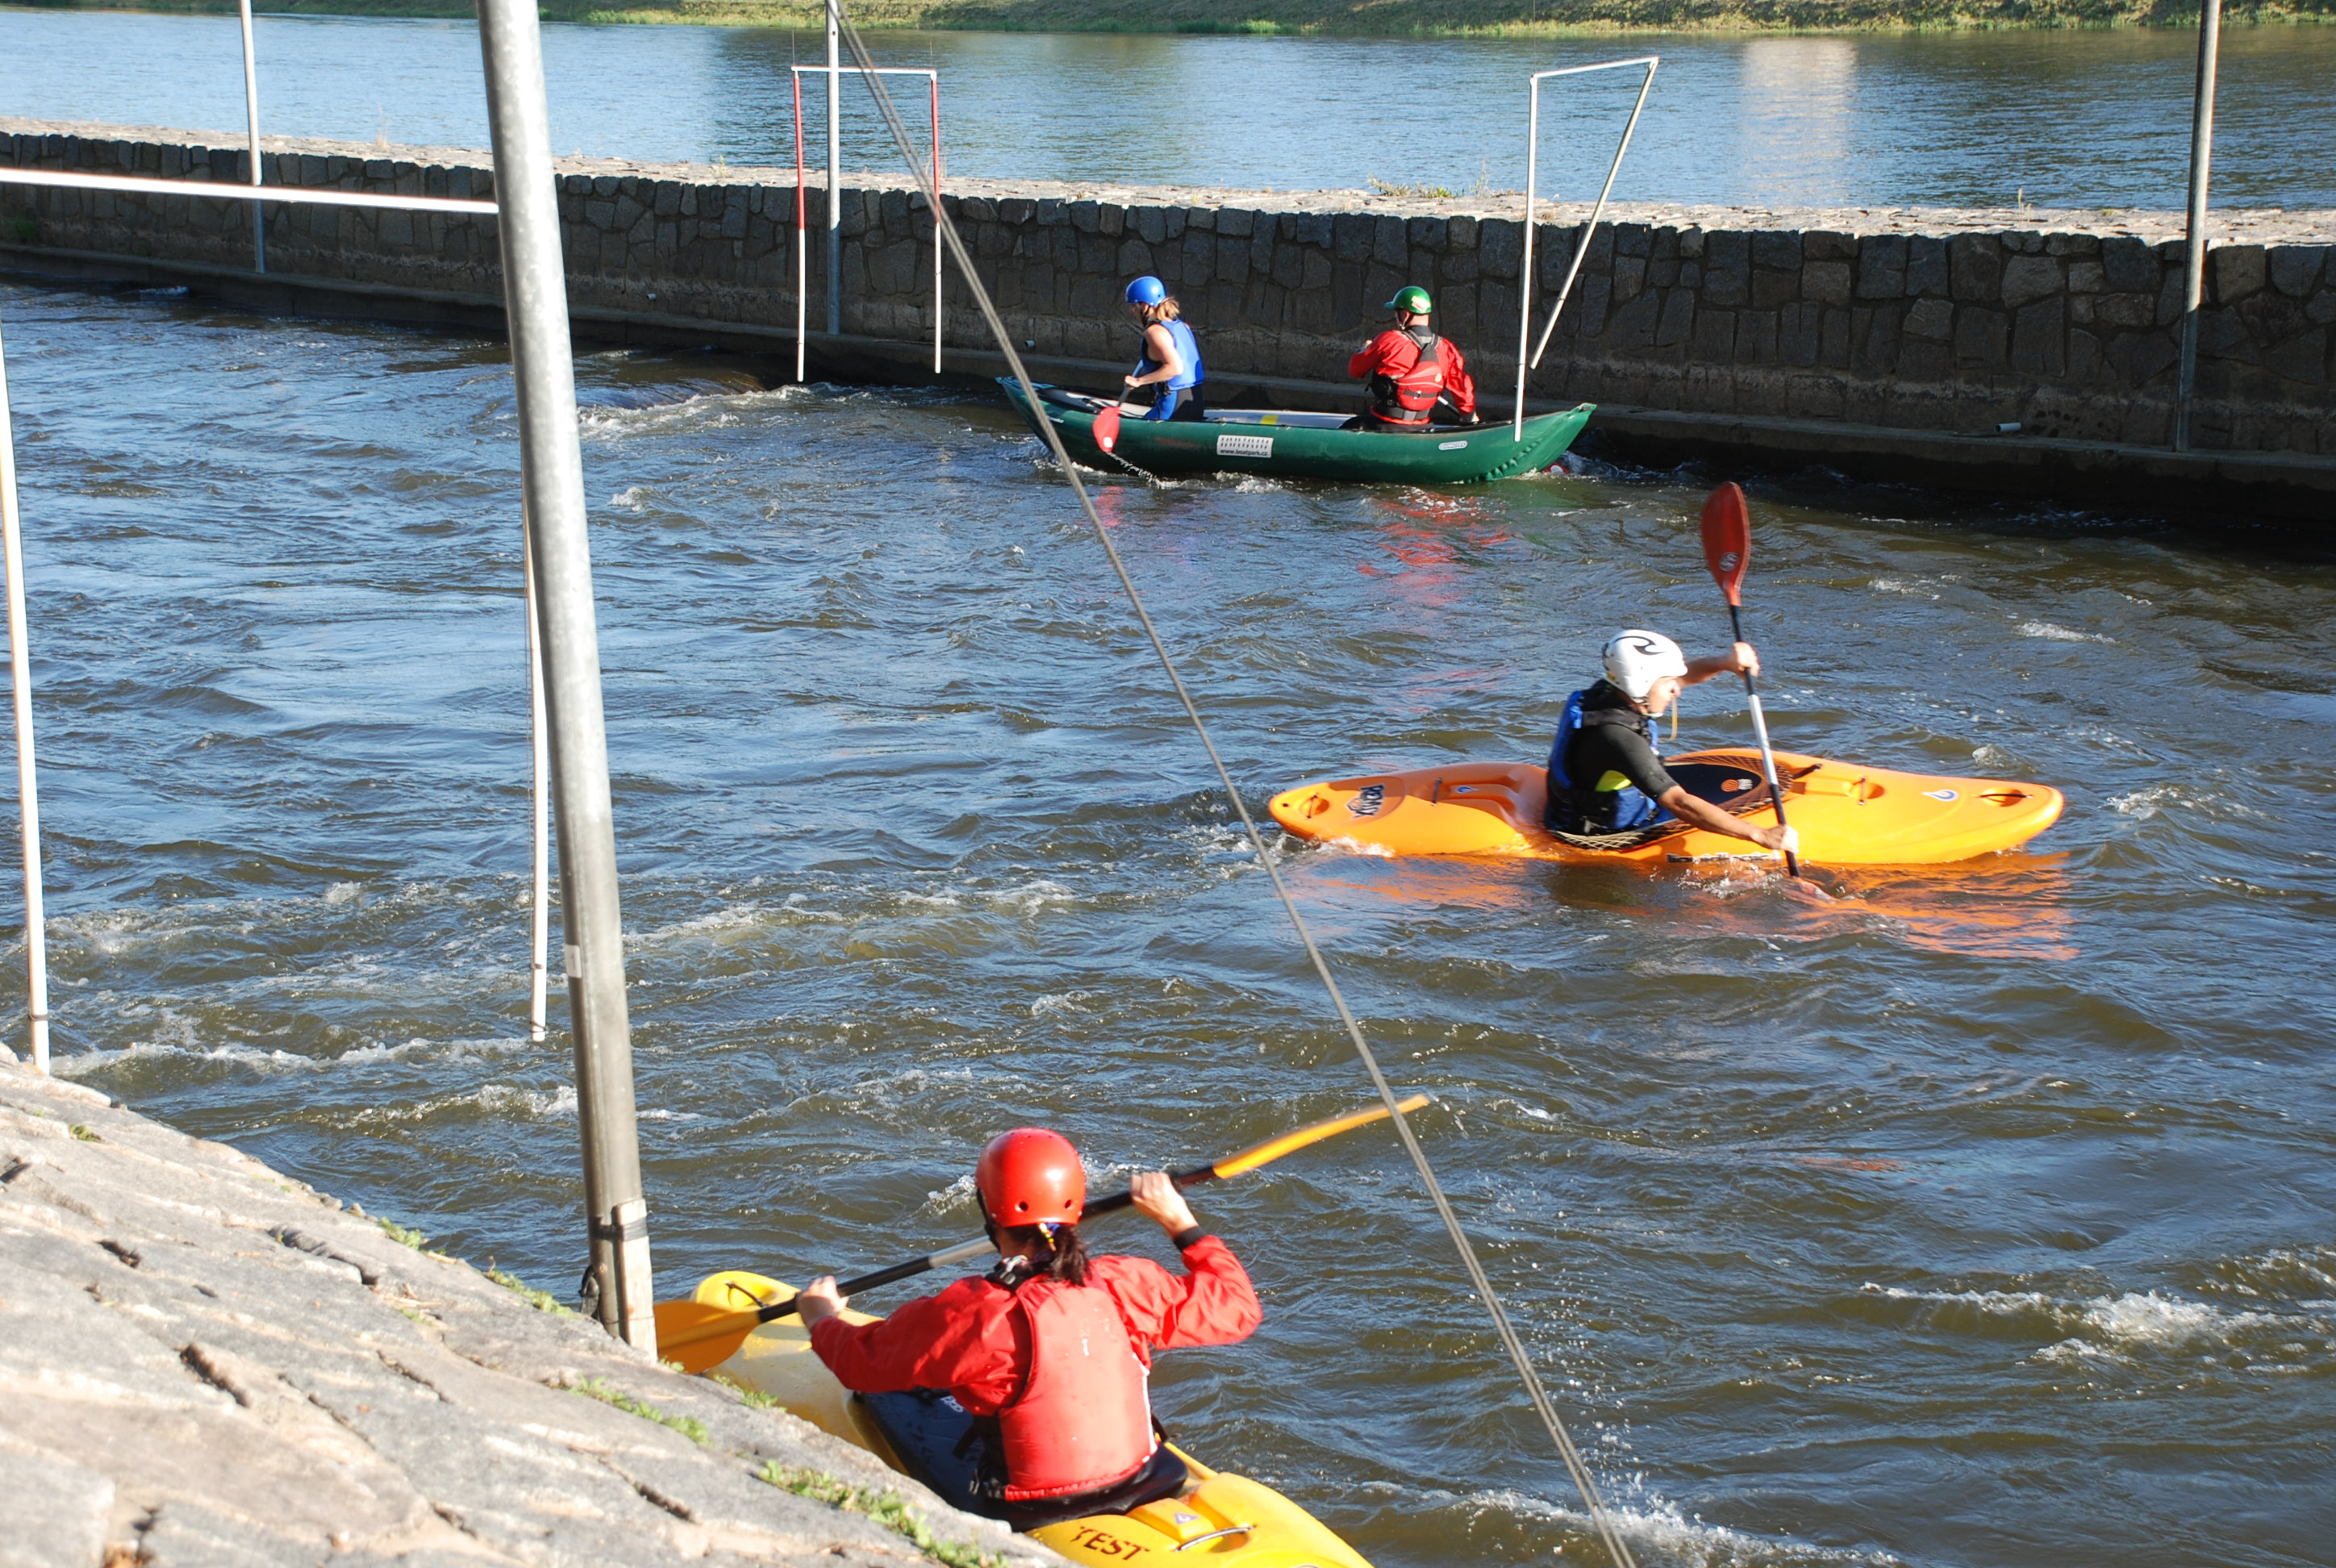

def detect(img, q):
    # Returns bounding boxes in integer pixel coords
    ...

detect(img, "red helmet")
[975,1128,1086,1228]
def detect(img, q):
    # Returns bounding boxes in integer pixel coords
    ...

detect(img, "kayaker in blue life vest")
[1546,630,1798,855]
[1120,276,1205,422]
[1346,285,1478,432]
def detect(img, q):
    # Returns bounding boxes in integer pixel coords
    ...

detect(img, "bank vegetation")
[31,0,2336,35]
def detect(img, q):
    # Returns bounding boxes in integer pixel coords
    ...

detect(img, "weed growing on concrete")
[69,1124,101,1142]
[1366,174,1454,199]
[486,1266,574,1316]
[757,1464,1003,1568]
[711,1374,786,1412]
[378,1218,429,1249]
[570,1377,711,1447]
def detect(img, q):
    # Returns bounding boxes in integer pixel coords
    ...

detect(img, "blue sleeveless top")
[1133,319,1203,393]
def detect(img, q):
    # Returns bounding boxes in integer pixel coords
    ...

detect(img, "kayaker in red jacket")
[795,1128,1261,1512]
[1347,284,1478,431]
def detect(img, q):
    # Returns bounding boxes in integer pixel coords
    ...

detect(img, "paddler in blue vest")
[1347,285,1478,432]
[1545,630,1798,855]
[1120,276,1205,421]
[795,1128,1260,1520]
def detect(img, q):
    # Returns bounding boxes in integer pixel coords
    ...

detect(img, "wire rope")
[829,18,1638,1566]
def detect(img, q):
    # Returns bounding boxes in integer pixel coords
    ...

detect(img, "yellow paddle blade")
[1212,1093,1430,1179]
[654,1299,768,1374]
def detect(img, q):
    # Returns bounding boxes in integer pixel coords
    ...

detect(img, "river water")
[5,272,2334,1567]
[4,7,2336,209]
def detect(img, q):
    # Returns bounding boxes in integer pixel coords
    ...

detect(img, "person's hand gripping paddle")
[1700,482,1804,880]
[652,1095,1431,1374]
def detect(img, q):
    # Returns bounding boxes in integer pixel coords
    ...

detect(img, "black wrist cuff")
[1171,1226,1208,1251]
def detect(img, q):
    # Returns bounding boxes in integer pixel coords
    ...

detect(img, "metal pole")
[795,69,807,383]
[524,523,549,1046]
[1512,79,1538,444]
[930,77,942,376]
[1530,60,1658,369]
[475,0,656,1353]
[2174,0,2222,452]
[237,0,265,273]
[0,307,51,1074]
[825,0,842,337]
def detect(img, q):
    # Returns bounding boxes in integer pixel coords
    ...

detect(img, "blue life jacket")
[1133,319,1203,419]
[1545,687,1669,833]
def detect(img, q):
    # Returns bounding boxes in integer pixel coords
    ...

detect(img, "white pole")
[237,0,265,273]
[795,69,808,384]
[1529,60,1658,369]
[1512,57,1662,444]
[524,524,549,1045]
[1513,77,1539,444]
[0,307,52,1074]
[825,0,842,338]
[930,77,942,376]
[2174,0,2222,452]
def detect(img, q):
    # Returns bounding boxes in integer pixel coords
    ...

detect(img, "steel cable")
[828,19,1638,1565]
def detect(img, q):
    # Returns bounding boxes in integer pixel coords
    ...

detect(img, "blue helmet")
[1124,275,1167,307]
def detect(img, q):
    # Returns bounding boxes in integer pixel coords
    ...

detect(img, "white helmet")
[1603,630,1687,703]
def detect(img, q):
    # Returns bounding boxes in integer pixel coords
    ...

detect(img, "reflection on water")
[6,278,2336,1568]
[1,8,2333,208]
[1737,39,1858,209]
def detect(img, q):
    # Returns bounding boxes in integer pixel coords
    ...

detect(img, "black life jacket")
[1543,686,1666,833]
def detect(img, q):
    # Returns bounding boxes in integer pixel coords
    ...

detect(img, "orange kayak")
[1266,749,2063,867]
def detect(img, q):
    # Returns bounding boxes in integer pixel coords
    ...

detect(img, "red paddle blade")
[1700,482,1751,607]
[1092,402,1121,453]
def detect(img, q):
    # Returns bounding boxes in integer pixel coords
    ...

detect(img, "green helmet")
[1385,286,1433,315]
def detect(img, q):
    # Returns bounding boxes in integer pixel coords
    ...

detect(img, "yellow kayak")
[1268,749,2063,866]
[681,1269,1373,1567]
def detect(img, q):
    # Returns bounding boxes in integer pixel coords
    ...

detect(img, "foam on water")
[1426,1486,1900,1568]
[1866,1282,2320,1365]
[2018,620,2116,642]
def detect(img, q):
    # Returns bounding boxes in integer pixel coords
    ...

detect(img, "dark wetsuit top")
[1560,681,1679,830]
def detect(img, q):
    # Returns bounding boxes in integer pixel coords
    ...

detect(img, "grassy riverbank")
[24,0,2336,33]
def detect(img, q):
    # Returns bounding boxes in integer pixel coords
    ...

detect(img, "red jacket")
[808,1236,1262,1414]
[1349,327,1476,419]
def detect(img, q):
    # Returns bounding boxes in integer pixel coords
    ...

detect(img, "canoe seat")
[856,1388,1190,1530]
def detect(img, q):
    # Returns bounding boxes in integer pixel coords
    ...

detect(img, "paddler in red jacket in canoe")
[1346,284,1479,431]
[794,1128,1262,1518]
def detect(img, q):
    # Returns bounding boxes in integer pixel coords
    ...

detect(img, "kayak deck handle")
[1979,789,2030,804]
[1796,773,1880,803]
[1173,1524,1256,1552]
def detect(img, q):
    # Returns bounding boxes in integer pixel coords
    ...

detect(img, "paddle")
[1092,394,1122,454]
[1698,482,1803,880]
[654,1094,1432,1373]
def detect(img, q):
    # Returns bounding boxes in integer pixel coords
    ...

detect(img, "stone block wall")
[5,121,2331,457]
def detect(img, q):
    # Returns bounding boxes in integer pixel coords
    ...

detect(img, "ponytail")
[993,1220,1091,1287]
[1141,298,1183,326]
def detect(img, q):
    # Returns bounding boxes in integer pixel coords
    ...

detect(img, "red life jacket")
[995,1277,1156,1500]
[1370,330,1445,425]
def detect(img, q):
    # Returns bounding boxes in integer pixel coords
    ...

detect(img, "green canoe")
[1000,380,1594,484]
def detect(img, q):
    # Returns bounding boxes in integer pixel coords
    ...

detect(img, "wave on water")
[920,1172,979,1217]
[1864,1282,2329,1367]
[2018,620,2116,643]
[2103,782,2270,824]
[57,1031,544,1081]
[347,1082,578,1127]
[1426,1485,1899,1568]
[1869,573,1959,598]
[54,1037,319,1079]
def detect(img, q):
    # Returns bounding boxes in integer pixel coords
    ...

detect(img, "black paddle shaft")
[746,1162,1222,1324]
